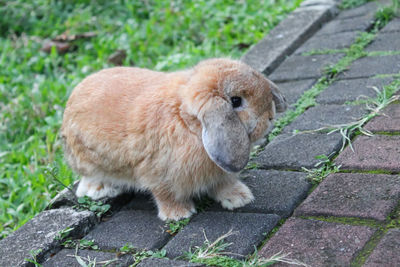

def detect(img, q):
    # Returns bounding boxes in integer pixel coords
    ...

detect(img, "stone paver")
[269,54,344,82]
[335,135,400,172]
[336,1,378,20]
[364,228,400,267]
[315,13,375,35]
[137,258,204,267]
[365,102,400,133]
[255,132,343,170]
[42,249,132,267]
[242,1,336,75]
[283,104,367,133]
[295,31,358,54]
[122,192,156,211]
[260,218,376,267]
[209,170,311,217]
[295,173,400,221]
[339,55,400,79]
[84,210,170,251]
[163,212,279,259]
[366,32,400,52]
[0,208,96,267]
[276,79,316,105]
[316,77,392,104]
[381,18,400,33]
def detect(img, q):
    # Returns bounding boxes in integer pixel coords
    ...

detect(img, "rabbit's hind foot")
[76,176,124,200]
[153,190,196,221]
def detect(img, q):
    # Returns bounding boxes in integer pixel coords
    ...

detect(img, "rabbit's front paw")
[213,180,254,210]
[76,176,123,200]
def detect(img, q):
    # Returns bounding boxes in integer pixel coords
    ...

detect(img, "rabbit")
[61,58,287,221]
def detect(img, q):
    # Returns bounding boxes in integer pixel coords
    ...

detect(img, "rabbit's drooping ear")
[269,81,287,113]
[200,97,250,173]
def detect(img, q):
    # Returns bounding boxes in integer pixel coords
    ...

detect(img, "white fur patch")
[213,180,254,210]
[76,176,126,200]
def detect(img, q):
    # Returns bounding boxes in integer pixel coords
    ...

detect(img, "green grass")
[0,0,303,239]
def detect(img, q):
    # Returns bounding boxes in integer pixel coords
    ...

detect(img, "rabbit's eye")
[231,96,242,108]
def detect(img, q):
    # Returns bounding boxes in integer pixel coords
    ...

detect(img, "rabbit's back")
[62,67,172,175]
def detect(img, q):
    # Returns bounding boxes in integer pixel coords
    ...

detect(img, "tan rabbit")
[61,58,287,221]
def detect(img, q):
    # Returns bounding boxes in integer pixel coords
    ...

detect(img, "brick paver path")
[1,1,400,266]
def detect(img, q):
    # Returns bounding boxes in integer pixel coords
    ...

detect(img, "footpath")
[1,0,400,266]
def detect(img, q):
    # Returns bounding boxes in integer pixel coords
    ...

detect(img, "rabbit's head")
[180,58,287,173]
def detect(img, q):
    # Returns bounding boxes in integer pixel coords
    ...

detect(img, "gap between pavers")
[255,132,343,170]
[0,208,96,267]
[335,135,400,172]
[294,173,400,222]
[259,217,376,267]
[163,211,280,260]
[363,228,400,266]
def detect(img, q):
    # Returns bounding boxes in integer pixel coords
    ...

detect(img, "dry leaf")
[108,49,127,66]
[41,40,72,54]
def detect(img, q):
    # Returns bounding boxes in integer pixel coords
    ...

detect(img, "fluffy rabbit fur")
[61,58,286,220]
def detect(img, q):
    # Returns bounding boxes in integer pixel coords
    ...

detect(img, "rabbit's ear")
[200,97,250,173]
[269,81,287,113]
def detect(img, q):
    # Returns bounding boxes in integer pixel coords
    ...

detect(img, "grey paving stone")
[339,55,400,79]
[316,77,392,104]
[259,218,376,267]
[242,4,336,75]
[315,13,375,35]
[366,32,400,52]
[0,208,96,267]
[47,181,79,209]
[84,210,170,251]
[335,135,400,172]
[365,102,400,133]
[364,228,400,266]
[269,54,344,82]
[42,249,133,267]
[294,173,400,221]
[295,31,358,54]
[381,18,400,32]
[255,132,343,170]
[276,79,316,106]
[163,212,280,259]
[137,258,204,267]
[336,1,378,19]
[283,104,367,133]
[209,170,311,217]
[122,192,156,211]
